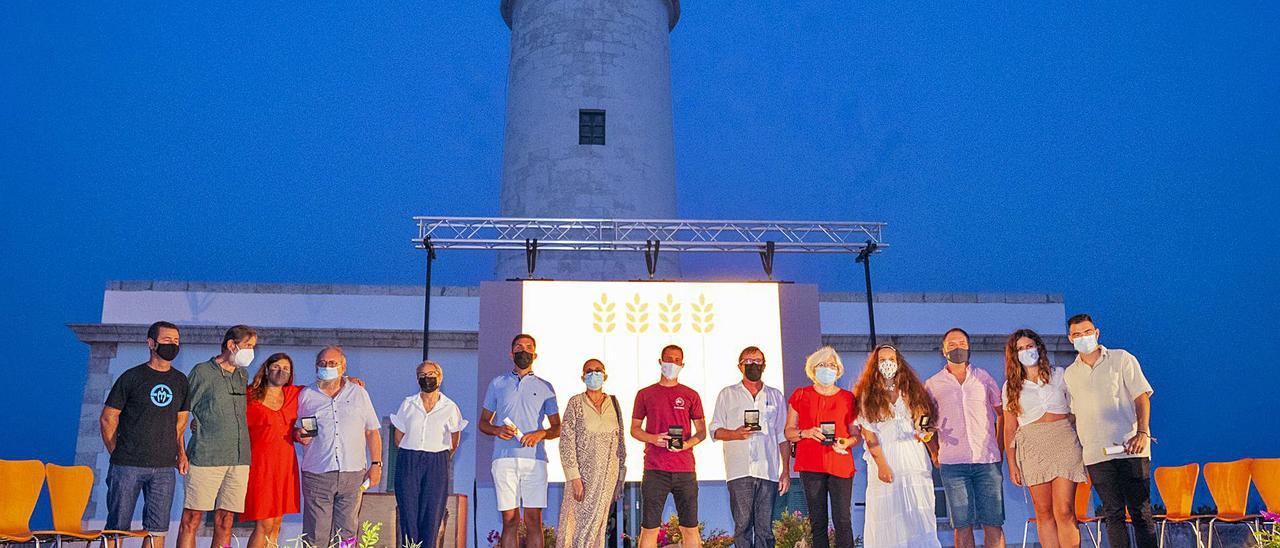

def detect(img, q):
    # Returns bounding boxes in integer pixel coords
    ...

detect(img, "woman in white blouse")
[1002,329,1087,548]
[390,360,468,547]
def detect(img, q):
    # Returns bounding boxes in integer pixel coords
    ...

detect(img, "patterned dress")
[556,393,626,548]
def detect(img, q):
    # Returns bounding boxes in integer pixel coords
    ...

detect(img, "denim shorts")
[105,464,176,533]
[939,462,1005,529]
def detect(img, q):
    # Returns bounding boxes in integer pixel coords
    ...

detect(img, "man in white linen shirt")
[710,346,792,548]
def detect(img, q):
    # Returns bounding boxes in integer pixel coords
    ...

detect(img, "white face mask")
[660,361,682,380]
[1072,334,1099,355]
[877,360,899,379]
[1017,348,1039,367]
[231,347,255,368]
[316,366,340,381]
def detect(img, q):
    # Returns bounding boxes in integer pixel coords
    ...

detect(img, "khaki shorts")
[184,464,249,512]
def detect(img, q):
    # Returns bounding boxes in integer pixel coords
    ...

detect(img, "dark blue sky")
[2,2,1277,520]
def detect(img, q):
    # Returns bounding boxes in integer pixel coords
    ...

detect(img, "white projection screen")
[521,280,785,482]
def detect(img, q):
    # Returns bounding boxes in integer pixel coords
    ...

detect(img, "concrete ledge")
[68,324,479,350]
[822,334,1073,353]
[106,281,1060,304]
[107,280,478,297]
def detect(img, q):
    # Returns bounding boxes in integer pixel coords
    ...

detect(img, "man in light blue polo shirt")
[479,333,561,548]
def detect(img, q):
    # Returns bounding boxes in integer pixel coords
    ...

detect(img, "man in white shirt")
[1063,314,1156,548]
[709,346,791,548]
[295,346,382,545]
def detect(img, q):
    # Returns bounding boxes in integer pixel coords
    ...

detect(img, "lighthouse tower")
[496,0,682,280]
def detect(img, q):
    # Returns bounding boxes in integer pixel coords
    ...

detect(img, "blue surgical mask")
[316,366,340,381]
[1072,334,1099,355]
[584,371,605,390]
[814,367,838,386]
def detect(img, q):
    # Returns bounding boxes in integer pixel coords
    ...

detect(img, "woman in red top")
[243,353,303,548]
[785,346,860,548]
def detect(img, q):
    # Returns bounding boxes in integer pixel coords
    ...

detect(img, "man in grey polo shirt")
[296,345,382,545]
[178,325,255,548]
[1063,314,1156,548]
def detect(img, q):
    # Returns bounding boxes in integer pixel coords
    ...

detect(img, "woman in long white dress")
[854,344,942,548]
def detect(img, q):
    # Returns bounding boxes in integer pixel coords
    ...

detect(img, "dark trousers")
[728,477,778,548]
[1087,457,1158,548]
[105,464,176,533]
[395,449,451,548]
[799,472,854,548]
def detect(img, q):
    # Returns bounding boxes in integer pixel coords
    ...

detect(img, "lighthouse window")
[579,109,606,145]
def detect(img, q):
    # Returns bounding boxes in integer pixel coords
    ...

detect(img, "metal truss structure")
[412,217,887,253]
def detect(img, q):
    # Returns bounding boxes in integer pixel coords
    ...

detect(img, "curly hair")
[1003,329,1052,417]
[853,345,935,424]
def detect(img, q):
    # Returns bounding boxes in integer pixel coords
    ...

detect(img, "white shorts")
[492,457,548,511]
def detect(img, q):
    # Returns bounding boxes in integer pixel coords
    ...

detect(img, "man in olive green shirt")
[177,325,255,548]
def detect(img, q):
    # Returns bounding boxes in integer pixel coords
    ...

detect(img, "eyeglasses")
[740,359,765,366]
[317,360,344,368]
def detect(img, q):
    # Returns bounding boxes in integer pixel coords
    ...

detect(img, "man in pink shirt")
[924,328,1007,548]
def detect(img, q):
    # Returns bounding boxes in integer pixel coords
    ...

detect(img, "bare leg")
[1031,482,1061,548]
[638,528,659,548]
[679,526,701,548]
[248,517,283,548]
[983,525,1007,548]
[178,509,204,548]
[212,509,235,548]
[524,508,545,548]
[955,527,976,548]
[500,509,520,548]
[1051,479,1081,548]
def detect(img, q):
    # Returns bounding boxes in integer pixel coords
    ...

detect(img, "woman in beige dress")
[557,359,627,548]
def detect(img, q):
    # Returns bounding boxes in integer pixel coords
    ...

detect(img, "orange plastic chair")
[33,464,103,547]
[1154,464,1205,548]
[1251,458,1280,531]
[0,459,47,545]
[1204,459,1258,547]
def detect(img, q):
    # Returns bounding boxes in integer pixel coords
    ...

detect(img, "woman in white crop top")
[1002,329,1088,548]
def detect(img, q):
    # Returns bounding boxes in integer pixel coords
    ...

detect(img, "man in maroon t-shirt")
[630,344,706,548]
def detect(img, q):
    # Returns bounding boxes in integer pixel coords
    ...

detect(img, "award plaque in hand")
[300,416,319,438]
[821,422,836,446]
[667,425,684,450]
[744,409,761,431]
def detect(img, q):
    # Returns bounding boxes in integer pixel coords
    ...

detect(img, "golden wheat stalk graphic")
[691,293,715,334]
[592,293,616,333]
[658,294,682,334]
[625,293,649,333]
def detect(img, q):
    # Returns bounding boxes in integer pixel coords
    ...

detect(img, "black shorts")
[640,469,698,529]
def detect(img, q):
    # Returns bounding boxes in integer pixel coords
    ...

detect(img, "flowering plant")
[485,523,556,547]
[1255,511,1280,548]
[651,515,730,547]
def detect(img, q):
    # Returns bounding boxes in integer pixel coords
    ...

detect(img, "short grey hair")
[417,360,443,377]
[315,345,346,364]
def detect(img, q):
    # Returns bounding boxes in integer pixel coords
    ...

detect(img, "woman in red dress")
[243,353,302,548]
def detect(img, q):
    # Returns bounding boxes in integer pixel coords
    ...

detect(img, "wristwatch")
[371,461,383,466]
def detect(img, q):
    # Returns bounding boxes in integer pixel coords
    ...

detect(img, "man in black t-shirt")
[100,321,190,546]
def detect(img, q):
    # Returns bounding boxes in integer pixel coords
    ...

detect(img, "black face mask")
[945,348,970,365]
[418,376,439,393]
[513,351,534,370]
[743,363,765,382]
[155,343,180,362]
[267,369,290,387]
